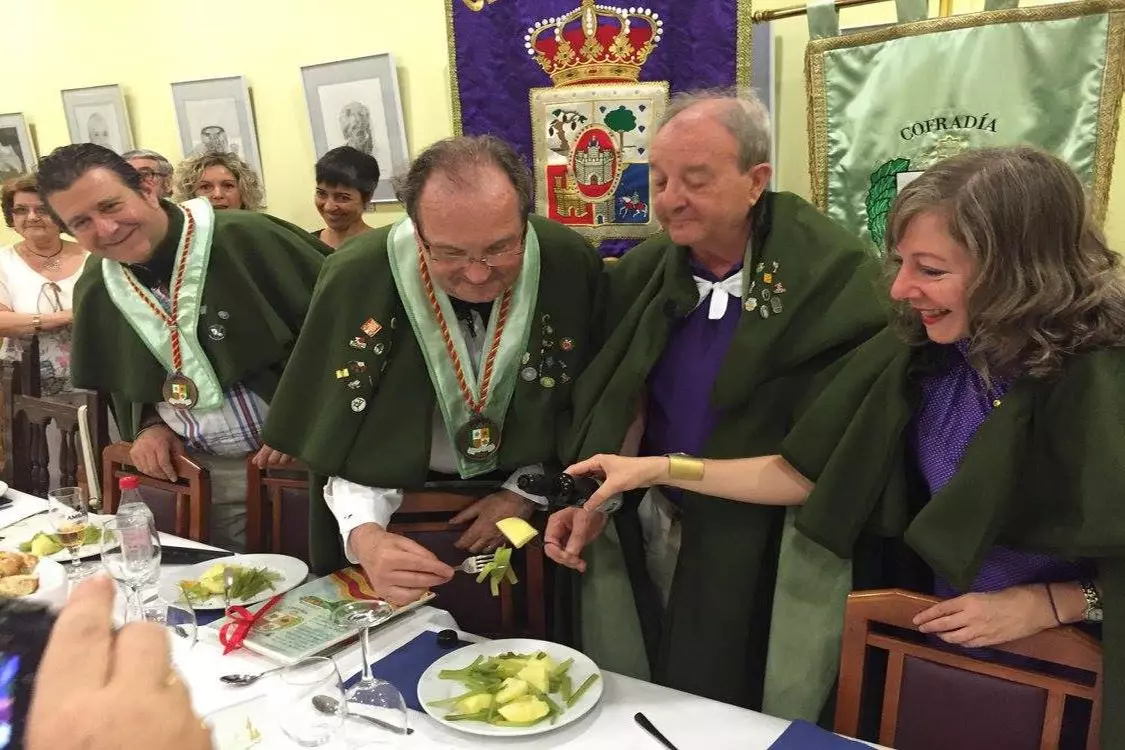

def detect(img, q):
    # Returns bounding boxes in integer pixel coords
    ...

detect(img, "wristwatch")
[1080,579,1103,623]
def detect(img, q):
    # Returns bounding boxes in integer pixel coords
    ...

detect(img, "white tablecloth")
[1,486,866,750]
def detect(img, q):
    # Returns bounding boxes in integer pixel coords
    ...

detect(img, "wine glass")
[271,656,347,747]
[47,487,96,580]
[136,589,197,648]
[100,517,162,622]
[332,601,410,740]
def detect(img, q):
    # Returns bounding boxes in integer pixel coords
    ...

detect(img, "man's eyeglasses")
[418,229,526,269]
[136,168,169,180]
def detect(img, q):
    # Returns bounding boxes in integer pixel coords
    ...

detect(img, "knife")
[160,546,231,566]
[635,712,681,750]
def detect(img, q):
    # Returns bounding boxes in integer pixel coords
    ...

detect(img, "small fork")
[456,553,496,575]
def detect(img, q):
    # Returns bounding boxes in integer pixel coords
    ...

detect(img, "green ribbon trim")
[387,217,540,478]
[101,198,223,411]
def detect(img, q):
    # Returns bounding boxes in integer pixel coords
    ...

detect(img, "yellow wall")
[1,0,1122,250]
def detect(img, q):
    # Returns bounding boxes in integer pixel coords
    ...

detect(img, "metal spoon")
[311,694,413,735]
[218,665,287,686]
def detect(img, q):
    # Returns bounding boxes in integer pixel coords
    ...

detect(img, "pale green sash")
[101,198,223,411]
[387,217,540,478]
[762,508,853,720]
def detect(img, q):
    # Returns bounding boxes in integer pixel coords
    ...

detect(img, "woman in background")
[173,151,263,211]
[0,174,88,394]
[312,145,380,249]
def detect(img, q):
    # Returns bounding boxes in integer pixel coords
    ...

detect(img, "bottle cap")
[119,475,139,491]
[436,629,460,649]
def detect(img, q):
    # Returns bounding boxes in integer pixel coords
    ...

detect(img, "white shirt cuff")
[502,464,548,506]
[323,476,403,564]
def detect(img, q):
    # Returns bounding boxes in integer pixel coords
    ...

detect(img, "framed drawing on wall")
[171,75,264,184]
[301,53,409,204]
[61,84,134,155]
[0,113,35,182]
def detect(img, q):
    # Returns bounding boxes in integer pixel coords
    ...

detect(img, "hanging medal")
[419,251,510,463]
[124,207,201,410]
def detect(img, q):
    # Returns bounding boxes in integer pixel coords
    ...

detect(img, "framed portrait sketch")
[61,84,134,155]
[0,113,35,182]
[170,75,264,183]
[301,53,409,203]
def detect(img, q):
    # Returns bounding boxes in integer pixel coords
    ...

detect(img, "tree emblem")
[603,105,637,152]
[865,157,911,250]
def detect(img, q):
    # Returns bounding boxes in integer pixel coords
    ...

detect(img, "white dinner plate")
[417,638,604,737]
[167,554,308,610]
[23,557,68,609]
[8,521,105,562]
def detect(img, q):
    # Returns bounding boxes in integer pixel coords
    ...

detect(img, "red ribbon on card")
[218,594,284,655]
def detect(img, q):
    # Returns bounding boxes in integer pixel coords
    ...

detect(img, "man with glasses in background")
[123,149,174,199]
[263,136,602,619]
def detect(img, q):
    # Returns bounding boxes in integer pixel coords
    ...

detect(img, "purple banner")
[448,0,753,256]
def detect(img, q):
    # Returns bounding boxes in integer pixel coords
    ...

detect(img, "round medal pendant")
[162,373,198,410]
[455,415,501,463]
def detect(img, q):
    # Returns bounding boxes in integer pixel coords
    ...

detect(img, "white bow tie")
[693,271,744,320]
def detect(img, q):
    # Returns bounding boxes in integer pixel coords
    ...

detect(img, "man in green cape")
[38,143,328,549]
[262,136,602,620]
[544,90,887,709]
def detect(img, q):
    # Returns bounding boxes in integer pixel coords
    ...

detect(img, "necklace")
[121,207,199,410]
[19,241,63,273]
[418,249,511,462]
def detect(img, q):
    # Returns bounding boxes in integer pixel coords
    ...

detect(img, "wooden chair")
[9,390,105,497]
[835,589,1103,750]
[243,462,549,639]
[244,459,310,558]
[101,442,212,542]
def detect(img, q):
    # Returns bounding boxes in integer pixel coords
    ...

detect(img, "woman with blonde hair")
[549,147,1125,741]
[0,174,89,394]
[173,151,263,211]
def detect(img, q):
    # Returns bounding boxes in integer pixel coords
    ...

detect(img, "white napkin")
[0,491,48,533]
[693,270,744,320]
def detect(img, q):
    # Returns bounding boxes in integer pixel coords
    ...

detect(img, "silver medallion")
[373,342,385,355]
[770,295,783,314]
[744,297,758,312]
[350,397,367,413]
[759,305,770,319]
[217,310,230,320]
[520,366,538,382]
[208,324,226,341]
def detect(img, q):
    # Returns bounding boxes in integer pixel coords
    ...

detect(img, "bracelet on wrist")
[667,453,705,481]
[31,313,41,333]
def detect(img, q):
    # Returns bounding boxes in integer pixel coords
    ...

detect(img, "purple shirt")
[640,259,743,462]
[912,341,1080,596]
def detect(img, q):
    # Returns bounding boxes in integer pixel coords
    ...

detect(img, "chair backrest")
[835,589,1103,750]
[8,389,107,498]
[101,441,212,542]
[244,460,310,558]
[244,462,549,640]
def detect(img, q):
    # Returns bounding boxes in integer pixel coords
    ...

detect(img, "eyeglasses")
[135,168,169,180]
[38,282,63,313]
[11,205,48,218]
[417,228,526,269]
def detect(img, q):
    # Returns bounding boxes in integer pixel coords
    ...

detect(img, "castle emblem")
[527,0,668,242]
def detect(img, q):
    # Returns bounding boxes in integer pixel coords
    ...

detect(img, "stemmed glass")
[100,517,161,622]
[136,589,197,648]
[271,656,347,747]
[47,487,96,580]
[332,601,410,740]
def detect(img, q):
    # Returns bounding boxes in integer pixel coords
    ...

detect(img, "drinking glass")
[271,656,347,747]
[332,601,409,740]
[100,517,161,622]
[47,487,96,580]
[135,589,197,648]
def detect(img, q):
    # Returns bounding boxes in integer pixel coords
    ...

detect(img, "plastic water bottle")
[114,475,159,588]
[115,475,155,528]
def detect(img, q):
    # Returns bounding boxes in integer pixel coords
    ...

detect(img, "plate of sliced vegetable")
[418,638,603,737]
[171,554,308,610]
[17,526,104,562]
